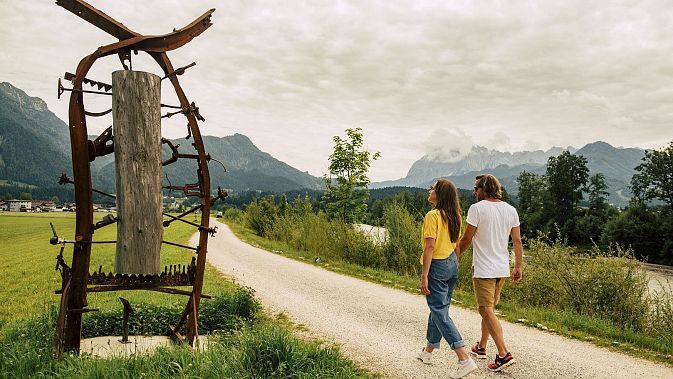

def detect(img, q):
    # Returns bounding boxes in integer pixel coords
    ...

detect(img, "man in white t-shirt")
[456,174,523,372]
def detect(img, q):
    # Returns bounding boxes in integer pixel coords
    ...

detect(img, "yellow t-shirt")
[420,209,456,264]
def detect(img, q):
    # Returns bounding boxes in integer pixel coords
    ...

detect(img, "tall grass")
[1,308,371,379]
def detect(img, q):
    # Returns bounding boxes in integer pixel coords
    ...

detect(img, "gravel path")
[202,221,672,378]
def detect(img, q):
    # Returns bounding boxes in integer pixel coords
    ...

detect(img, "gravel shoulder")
[202,220,672,378]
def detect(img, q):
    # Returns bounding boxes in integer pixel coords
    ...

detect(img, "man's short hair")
[476,174,502,199]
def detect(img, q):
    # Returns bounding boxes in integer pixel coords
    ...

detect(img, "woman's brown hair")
[433,179,462,242]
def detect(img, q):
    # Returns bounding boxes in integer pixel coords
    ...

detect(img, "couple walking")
[416,174,524,378]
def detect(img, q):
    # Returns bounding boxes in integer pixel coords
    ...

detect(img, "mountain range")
[372,141,644,206]
[1,81,646,206]
[0,82,321,201]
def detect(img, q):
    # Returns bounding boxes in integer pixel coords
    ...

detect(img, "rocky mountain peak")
[0,82,49,112]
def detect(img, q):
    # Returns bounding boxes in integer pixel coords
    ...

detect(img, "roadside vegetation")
[225,199,673,363]
[215,131,673,365]
[0,212,374,379]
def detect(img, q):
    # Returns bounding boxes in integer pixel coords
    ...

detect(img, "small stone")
[541,326,548,331]
[535,323,544,329]
[516,319,528,323]
[612,341,620,346]
[549,329,556,333]
[585,336,594,341]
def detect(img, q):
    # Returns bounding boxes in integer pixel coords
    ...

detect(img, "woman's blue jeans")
[425,253,465,350]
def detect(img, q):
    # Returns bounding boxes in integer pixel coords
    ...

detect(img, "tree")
[19,192,32,201]
[516,171,548,235]
[631,140,673,211]
[601,201,663,262]
[545,151,589,225]
[588,173,609,210]
[51,196,60,204]
[322,128,380,224]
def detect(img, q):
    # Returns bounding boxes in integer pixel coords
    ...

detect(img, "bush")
[601,205,664,262]
[504,238,649,331]
[244,197,279,237]
[82,287,260,338]
[328,222,386,269]
[222,207,244,223]
[382,203,421,276]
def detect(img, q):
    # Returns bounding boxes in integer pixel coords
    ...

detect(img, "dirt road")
[201,220,672,378]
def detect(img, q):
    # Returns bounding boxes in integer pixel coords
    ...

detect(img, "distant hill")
[373,142,645,207]
[0,82,72,199]
[0,82,322,200]
[94,134,323,193]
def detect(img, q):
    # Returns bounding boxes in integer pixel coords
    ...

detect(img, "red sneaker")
[487,352,515,372]
[470,342,486,359]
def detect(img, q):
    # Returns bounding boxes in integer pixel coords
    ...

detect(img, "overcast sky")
[2,0,672,181]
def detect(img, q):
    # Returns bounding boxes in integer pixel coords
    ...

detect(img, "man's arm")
[456,224,477,258]
[510,226,523,283]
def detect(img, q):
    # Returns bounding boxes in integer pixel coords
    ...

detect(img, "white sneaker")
[451,358,478,378]
[416,348,432,364]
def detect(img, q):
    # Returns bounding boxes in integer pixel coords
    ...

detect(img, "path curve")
[201,221,672,378]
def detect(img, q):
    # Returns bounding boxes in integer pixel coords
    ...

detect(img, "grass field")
[0,211,202,332]
[0,212,375,378]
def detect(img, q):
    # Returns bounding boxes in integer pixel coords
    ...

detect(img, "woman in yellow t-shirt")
[416,179,477,378]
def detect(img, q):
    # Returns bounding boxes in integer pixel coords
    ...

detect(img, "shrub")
[222,207,244,223]
[328,222,386,269]
[82,287,260,338]
[381,203,421,276]
[504,238,649,331]
[244,197,279,237]
[601,205,663,262]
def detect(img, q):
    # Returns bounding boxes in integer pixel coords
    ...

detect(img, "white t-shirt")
[466,200,520,278]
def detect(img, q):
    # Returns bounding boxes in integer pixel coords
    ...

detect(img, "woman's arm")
[420,237,435,295]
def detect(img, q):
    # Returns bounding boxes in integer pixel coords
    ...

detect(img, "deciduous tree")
[546,151,589,225]
[631,140,673,211]
[322,128,380,224]
[588,173,610,210]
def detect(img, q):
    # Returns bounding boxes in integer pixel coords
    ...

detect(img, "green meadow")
[0,212,374,378]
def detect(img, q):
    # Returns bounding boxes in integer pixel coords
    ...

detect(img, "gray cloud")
[1,0,673,181]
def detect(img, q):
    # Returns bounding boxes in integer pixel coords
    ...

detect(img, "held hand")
[511,267,523,283]
[420,276,430,295]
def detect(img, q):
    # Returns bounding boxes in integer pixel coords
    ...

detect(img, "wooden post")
[112,70,162,275]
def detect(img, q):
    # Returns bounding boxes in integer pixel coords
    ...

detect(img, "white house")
[7,200,31,212]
